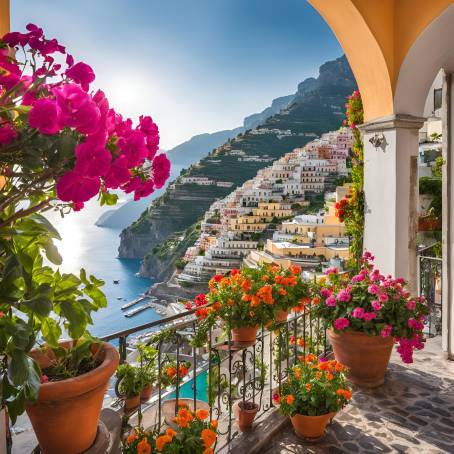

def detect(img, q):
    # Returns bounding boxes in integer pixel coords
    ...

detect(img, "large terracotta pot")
[26,341,119,454]
[140,384,153,402]
[327,329,393,387]
[231,326,258,346]
[275,310,289,323]
[237,401,259,432]
[290,412,336,440]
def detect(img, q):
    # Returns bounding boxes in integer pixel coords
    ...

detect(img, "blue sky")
[12,1,341,149]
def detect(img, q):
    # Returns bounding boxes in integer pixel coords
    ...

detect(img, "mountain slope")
[119,55,356,280]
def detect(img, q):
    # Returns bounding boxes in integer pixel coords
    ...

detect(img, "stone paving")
[264,337,454,454]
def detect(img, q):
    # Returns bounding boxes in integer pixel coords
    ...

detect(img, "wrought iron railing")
[100,301,327,451]
[417,245,443,337]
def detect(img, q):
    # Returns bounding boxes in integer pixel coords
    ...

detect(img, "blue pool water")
[168,370,209,403]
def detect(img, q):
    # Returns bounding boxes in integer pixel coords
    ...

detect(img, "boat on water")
[124,302,155,317]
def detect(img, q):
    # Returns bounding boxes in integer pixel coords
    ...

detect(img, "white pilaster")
[360,114,425,289]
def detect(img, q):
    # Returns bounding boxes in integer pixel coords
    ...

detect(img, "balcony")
[9,250,449,454]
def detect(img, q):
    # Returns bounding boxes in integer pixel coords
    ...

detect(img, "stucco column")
[360,115,425,289]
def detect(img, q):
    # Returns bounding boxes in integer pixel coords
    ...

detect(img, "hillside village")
[176,128,353,286]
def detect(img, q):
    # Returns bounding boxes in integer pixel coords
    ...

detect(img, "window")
[434,88,442,111]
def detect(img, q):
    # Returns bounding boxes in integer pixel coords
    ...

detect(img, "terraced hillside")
[119,55,356,280]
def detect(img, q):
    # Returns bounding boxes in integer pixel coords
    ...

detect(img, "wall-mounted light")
[369,133,385,149]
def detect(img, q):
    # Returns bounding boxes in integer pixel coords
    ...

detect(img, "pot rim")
[327,328,394,343]
[291,411,336,419]
[238,401,260,412]
[30,341,119,401]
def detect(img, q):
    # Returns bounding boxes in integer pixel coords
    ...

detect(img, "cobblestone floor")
[264,337,454,454]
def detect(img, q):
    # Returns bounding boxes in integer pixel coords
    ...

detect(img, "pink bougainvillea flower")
[29,98,62,135]
[133,179,155,201]
[54,83,100,134]
[333,317,350,330]
[73,202,84,211]
[65,62,95,91]
[56,170,101,203]
[104,156,131,189]
[120,130,149,168]
[122,176,142,194]
[320,288,332,298]
[0,122,17,145]
[152,153,171,189]
[0,58,21,89]
[325,295,337,307]
[74,142,112,177]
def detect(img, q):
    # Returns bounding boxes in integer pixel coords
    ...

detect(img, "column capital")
[359,114,426,133]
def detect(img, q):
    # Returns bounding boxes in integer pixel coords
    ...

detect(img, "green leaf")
[99,191,118,206]
[8,351,41,387]
[30,214,62,240]
[41,318,62,347]
[60,301,87,339]
[42,239,62,265]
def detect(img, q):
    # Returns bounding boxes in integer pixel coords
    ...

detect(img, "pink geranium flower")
[65,62,95,91]
[29,98,62,135]
[325,295,337,307]
[371,300,382,311]
[56,170,101,203]
[152,154,171,189]
[363,312,377,321]
[333,317,350,330]
[352,307,365,319]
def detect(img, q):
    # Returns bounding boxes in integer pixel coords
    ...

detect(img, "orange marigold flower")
[312,296,320,305]
[155,435,171,452]
[178,408,193,421]
[251,296,260,307]
[304,353,317,363]
[241,279,252,291]
[137,438,152,454]
[297,338,305,347]
[213,302,221,311]
[201,428,217,447]
[241,293,252,302]
[126,431,137,444]
[336,388,353,400]
[315,371,322,380]
[286,394,295,405]
[335,363,345,372]
[327,372,334,381]
[261,275,270,282]
[165,428,176,438]
[278,288,287,296]
[179,365,189,376]
[305,383,312,392]
[290,265,301,275]
[227,298,235,306]
[196,409,209,420]
[210,420,219,429]
[318,361,331,371]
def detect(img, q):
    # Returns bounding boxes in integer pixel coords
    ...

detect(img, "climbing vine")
[336,90,364,270]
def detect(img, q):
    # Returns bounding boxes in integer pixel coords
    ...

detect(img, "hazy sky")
[12,1,341,149]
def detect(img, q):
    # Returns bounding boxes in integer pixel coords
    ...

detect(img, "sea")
[47,199,160,339]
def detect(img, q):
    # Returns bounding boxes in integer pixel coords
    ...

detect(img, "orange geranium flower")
[201,428,217,447]
[251,295,260,307]
[196,409,209,420]
[297,338,305,347]
[305,383,312,392]
[155,435,171,452]
[241,293,252,302]
[137,438,152,454]
[290,265,301,275]
[166,367,177,378]
[286,394,295,405]
[227,298,235,306]
[241,279,252,291]
[327,372,334,381]
[212,302,221,311]
[278,288,287,296]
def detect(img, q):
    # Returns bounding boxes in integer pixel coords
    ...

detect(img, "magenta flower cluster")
[0,24,170,209]
[314,251,428,364]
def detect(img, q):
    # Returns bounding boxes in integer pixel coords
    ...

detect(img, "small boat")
[116,297,122,300]
[113,280,120,284]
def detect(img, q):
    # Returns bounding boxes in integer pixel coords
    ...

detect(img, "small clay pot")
[327,329,393,387]
[231,326,258,346]
[290,412,336,440]
[275,310,289,323]
[140,384,153,402]
[124,395,140,411]
[237,401,259,431]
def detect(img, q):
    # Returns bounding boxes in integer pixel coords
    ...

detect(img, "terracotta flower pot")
[290,412,336,440]
[237,401,259,432]
[275,310,289,323]
[26,341,119,454]
[231,326,258,346]
[140,384,153,402]
[124,394,140,411]
[327,329,393,387]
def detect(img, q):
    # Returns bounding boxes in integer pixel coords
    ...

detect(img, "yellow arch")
[308,0,454,121]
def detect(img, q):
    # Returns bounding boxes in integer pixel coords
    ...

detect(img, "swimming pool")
[168,369,208,402]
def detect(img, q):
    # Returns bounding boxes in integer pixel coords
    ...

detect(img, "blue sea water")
[47,199,159,339]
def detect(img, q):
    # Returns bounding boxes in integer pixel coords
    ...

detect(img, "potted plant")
[122,403,218,453]
[116,364,144,410]
[242,263,310,323]
[312,251,428,387]
[160,358,191,388]
[236,400,259,432]
[190,268,283,347]
[0,24,170,453]
[277,355,352,440]
[137,344,158,402]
